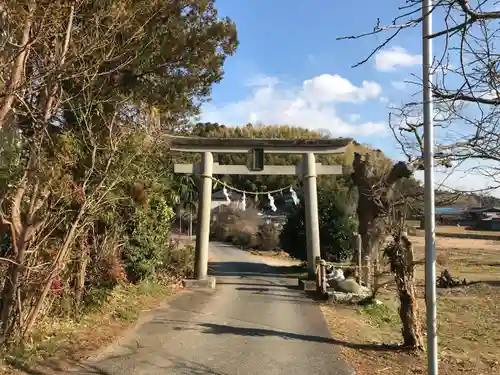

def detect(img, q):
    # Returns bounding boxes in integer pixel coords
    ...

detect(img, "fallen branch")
[436,269,467,288]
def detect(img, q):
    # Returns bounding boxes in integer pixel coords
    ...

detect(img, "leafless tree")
[351,151,424,350]
[340,0,500,191]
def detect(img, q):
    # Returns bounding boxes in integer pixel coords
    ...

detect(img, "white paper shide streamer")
[223,186,231,204]
[268,193,277,212]
[240,193,246,211]
[290,187,299,205]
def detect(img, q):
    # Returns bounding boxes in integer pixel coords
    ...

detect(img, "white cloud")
[411,157,500,197]
[302,74,381,103]
[200,74,386,137]
[375,46,421,72]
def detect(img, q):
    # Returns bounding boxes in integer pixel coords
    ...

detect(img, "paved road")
[66,243,355,375]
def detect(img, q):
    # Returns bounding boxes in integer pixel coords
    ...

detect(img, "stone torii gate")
[169,135,352,288]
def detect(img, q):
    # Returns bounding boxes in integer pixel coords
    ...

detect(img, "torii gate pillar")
[169,135,352,287]
[195,151,213,279]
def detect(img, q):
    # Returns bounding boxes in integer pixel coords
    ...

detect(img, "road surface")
[66,242,355,375]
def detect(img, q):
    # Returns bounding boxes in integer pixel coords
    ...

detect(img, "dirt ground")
[431,225,500,237]
[322,230,500,375]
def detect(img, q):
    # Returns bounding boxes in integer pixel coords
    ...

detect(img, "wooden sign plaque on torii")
[169,135,352,288]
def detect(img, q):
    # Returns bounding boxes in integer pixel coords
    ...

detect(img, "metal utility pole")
[422,1,438,374]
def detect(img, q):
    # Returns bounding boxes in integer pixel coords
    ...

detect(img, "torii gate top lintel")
[167,134,353,154]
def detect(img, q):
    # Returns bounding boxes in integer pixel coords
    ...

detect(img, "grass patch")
[359,303,399,328]
[2,281,178,375]
[416,225,500,240]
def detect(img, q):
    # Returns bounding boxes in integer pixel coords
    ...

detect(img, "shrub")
[280,187,357,262]
[211,207,262,248]
[123,198,174,282]
[231,230,259,248]
[161,241,195,278]
[258,222,281,251]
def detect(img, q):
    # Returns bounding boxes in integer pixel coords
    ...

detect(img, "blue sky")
[199,0,500,196]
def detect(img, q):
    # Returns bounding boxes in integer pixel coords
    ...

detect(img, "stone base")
[326,290,370,305]
[182,276,216,289]
[298,278,317,291]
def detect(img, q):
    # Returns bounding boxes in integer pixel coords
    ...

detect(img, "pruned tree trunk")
[386,231,424,350]
[352,152,413,261]
[352,152,422,348]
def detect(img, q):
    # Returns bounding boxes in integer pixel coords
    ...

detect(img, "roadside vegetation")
[0,0,236,372]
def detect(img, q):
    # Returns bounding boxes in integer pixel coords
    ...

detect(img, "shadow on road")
[194,323,408,352]
[11,349,231,375]
[7,359,112,375]
[233,286,312,303]
[209,261,305,278]
[234,286,295,292]
[216,281,298,289]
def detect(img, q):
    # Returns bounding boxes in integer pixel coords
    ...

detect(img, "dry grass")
[169,233,195,248]
[417,225,500,239]
[436,225,500,235]
[322,234,500,375]
[435,225,500,236]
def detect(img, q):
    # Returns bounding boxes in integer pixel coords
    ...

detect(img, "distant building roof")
[435,206,500,215]
[435,207,463,215]
[465,206,500,213]
[211,190,242,201]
